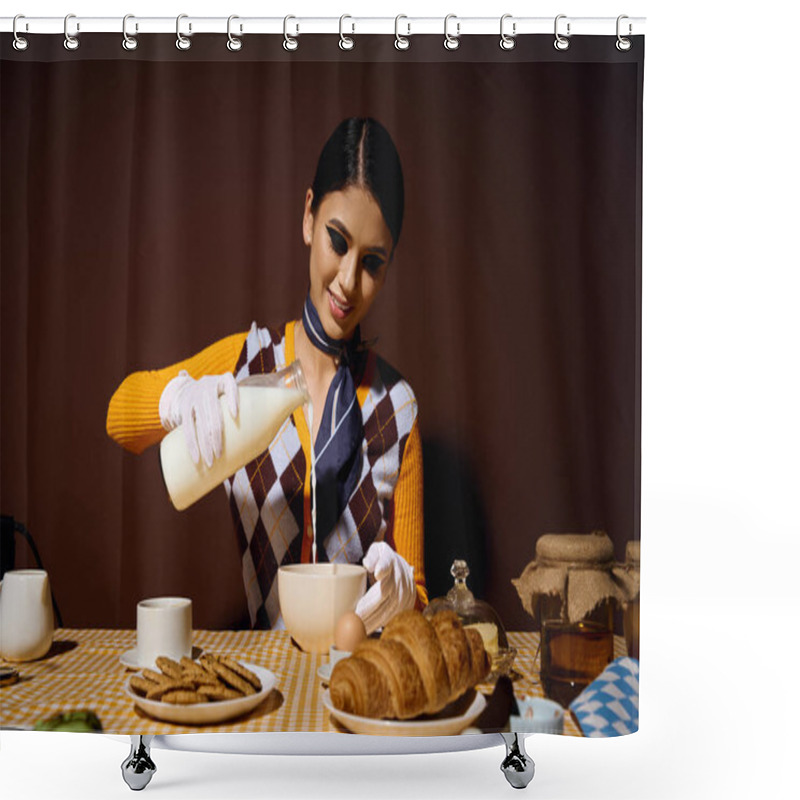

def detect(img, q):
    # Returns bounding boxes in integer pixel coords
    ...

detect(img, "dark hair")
[310,118,405,253]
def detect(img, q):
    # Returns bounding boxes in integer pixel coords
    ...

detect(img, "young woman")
[107,118,425,633]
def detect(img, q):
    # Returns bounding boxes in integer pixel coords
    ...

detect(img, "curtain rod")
[1,16,646,37]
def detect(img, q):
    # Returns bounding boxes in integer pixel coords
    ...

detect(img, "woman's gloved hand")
[159,370,239,468]
[355,542,417,635]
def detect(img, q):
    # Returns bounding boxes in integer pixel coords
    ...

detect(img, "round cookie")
[200,655,256,696]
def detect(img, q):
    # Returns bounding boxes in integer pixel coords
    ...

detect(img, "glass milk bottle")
[160,361,310,510]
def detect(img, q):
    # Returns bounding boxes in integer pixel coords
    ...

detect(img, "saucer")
[120,646,203,670]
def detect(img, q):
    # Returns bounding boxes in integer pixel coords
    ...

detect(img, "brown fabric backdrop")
[1,34,643,632]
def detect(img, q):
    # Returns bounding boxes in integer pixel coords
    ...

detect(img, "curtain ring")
[122,15,138,51]
[64,13,80,51]
[554,14,570,51]
[444,14,460,51]
[616,15,632,51]
[394,15,410,50]
[500,14,516,50]
[176,14,192,50]
[12,15,29,51]
[339,15,355,50]
[227,15,243,51]
[283,15,299,51]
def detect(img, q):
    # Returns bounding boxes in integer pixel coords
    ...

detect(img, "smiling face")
[302,185,393,341]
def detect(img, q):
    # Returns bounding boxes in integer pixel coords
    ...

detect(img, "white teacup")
[136,597,192,670]
[0,570,54,662]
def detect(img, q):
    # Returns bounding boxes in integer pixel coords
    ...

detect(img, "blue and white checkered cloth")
[569,657,639,737]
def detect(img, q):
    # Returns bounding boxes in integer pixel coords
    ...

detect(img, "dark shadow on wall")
[421,438,489,604]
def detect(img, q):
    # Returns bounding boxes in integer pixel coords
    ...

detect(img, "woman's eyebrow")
[328,218,388,257]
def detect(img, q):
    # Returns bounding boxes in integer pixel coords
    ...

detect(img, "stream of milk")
[308,401,318,565]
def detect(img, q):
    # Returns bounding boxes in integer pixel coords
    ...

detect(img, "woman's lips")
[328,289,353,320]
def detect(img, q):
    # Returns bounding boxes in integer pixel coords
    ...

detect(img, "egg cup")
[329,645,352,667]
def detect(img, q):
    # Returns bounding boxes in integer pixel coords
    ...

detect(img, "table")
[0,629,626,736]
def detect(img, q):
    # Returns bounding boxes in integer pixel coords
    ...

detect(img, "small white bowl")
[511,697,565,734]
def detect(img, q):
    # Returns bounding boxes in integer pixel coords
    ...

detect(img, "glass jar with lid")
[513,531,629,707]
[621,540,640,659]
[425,559,516,678]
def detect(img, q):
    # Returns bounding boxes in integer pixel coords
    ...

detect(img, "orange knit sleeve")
[392,416,427,608]
[105,332,248,455]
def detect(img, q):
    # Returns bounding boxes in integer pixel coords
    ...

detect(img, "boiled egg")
[334,611,367,652]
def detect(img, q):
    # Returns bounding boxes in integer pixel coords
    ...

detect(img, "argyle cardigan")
[225,322,419,630]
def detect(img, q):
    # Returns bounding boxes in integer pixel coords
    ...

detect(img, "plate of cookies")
[126,653,276,725]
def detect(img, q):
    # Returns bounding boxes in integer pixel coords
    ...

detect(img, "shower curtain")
[1,24,643,738]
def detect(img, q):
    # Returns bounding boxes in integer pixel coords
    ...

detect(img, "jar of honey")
[622,540,640,659]
[513,531,629,707]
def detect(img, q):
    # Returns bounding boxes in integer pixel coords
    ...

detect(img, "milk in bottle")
[160,361,310,510]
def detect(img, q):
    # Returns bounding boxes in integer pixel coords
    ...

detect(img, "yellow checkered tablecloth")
[0,629,626,736]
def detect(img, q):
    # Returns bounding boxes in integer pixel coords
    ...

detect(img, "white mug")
[136,597,192,670]
[0,569,54,661]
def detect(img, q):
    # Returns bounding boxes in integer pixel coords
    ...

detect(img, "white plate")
[126,663,276,725]
[317,663,332,683]
[120,646,203,670]
[321,689,487,736]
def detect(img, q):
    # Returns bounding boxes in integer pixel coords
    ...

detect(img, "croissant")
[329,609,490,720]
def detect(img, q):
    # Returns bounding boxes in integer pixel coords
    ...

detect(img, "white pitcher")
[0,569,54,661]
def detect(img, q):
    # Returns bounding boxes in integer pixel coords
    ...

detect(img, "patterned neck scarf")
[302,293,365,555]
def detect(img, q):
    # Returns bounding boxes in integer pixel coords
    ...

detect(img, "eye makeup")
[326,224,386,276]
[327,226,348,256]
[362,255,384,275]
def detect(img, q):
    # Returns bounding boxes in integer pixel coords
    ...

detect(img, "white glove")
[159,370,239,468]
[355,542,417,635]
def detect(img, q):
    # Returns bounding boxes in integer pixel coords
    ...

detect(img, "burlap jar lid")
[513,531,632,625]
[536,531,615,565]
[618,540,641,599]
[625,540,640,566]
